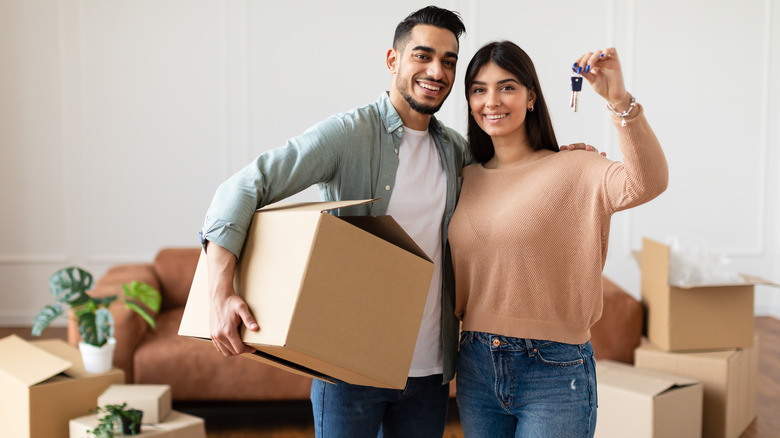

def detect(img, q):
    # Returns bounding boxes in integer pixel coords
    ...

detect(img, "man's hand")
[206,242,259,357]
[560,143,607,157]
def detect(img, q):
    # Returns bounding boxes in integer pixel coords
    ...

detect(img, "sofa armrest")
[68,263,160,381]
[591,276,644,364]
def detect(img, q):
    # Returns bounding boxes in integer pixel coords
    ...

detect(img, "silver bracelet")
[606,96,636,127]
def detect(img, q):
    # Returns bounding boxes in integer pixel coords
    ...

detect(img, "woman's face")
[468,62,535,141]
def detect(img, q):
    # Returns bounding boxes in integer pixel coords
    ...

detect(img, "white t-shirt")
[385,125,446,377]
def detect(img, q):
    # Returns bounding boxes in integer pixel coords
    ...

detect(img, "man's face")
[390,24,459,115]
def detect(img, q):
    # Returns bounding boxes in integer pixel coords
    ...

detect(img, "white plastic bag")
[665,237,745,286]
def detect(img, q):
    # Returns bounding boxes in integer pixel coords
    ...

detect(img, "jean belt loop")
[524,339,535,357]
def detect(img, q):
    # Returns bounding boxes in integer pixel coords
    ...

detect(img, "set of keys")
[569,72,583,112]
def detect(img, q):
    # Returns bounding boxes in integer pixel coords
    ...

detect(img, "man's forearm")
[206,241,237,301]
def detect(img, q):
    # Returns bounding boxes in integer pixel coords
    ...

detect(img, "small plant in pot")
[31,266,161,373]
[89,402,144,437]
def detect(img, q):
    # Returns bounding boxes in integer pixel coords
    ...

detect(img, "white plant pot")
[78,337,116,374]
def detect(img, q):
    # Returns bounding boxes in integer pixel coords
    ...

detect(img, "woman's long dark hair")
[465,41,559,163]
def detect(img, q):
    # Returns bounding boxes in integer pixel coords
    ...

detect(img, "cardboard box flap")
[340,216,432,262]
[641,238,671,287]
[734,274,777,287]
[0,335,72,387]
[258,199,377,213]
[598,360,699,397]
[250,349,337,384]
[32,339,94,379]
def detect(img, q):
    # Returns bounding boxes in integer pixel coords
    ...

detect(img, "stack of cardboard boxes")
[596,237,773,438]
[0,335,205,438]
[0,335,125,438]
[69,384,205,437]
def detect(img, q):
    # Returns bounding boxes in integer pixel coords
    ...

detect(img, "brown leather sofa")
[68,248,643,401]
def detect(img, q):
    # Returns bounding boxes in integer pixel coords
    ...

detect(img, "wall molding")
[0,255,71,265]
[621,0,773,259]
[0,312,68,328]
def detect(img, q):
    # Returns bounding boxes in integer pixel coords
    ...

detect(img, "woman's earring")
[528,106,534,112]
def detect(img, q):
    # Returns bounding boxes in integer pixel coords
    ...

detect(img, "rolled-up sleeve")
[199,117,344,259]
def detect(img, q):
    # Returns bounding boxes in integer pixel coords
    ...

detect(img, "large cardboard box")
[70,410,205,438]
[0,335,125,438]
[640,237,775,351]
[595,360,702,438]
[98,384,172,423]
[179,199,435,389]
[635,338,759,438]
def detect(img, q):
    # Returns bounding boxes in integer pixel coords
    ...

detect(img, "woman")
[449,41,668,437]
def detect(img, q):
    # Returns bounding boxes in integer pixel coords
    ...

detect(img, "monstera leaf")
[122,281,161,312]
[122,281,161,329]
[48,267,93,306]
[78,306,114,347]
[31,304,63,336]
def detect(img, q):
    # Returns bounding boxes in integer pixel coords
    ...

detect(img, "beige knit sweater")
[449,104,668,344]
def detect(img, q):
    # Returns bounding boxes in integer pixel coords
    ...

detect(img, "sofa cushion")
[154,248,201,311]
[134,307,314,401]
[590,277,643,364]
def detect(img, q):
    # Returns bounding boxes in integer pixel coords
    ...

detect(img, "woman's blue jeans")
[456,331,597,438]
[310,374,450,438]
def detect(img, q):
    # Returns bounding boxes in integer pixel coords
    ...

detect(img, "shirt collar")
[377,91,443,136]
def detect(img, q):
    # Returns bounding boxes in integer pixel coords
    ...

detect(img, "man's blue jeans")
[456,331,597,438]
[310,374,450,437]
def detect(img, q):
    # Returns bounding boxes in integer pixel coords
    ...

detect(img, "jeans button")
[492,339,500,347]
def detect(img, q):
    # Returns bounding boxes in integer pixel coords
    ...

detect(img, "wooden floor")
[3,316,779,437]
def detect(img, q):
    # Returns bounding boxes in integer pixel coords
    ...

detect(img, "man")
[201,6,468,437]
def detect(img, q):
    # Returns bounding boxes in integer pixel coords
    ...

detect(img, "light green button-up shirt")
[200,92,472,383]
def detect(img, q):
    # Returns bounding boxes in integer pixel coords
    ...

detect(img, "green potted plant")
[31,266,161,373]
[88,402,144,437]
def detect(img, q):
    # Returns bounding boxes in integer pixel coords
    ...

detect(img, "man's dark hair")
[393,6,466,49]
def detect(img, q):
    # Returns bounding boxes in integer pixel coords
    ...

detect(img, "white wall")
[1,0,778,325]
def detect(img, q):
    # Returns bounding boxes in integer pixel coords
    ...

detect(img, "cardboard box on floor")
[98,384,172,424]
[594,359,703,438]
[0,335,125,438]
[178,199,434,390]
[640,237,777,351]
[70,410,205,438]
[635,337,759,438]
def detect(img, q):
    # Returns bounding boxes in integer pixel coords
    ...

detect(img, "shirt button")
[394,148,399,154]
[399,127,404,133]
[385,185,391,191]
[492,339,500,347]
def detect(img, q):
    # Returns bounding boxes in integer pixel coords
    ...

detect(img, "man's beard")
[396,75,449,115]
[403,94,444,115]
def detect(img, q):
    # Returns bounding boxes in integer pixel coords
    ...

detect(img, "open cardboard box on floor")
[0,335,125,438]
[594,359,703,438]
[179,199,434,389]
[635,337,758,438]
[639,237,777,351]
